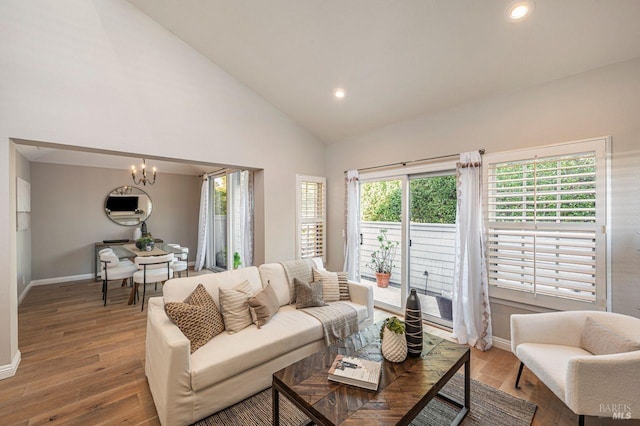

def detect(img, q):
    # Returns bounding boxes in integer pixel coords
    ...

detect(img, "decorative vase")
[141,221,149,237]
[376,272,391,288]
[381,326,407,363]
[133,227,142,241]
[405,289,423,357]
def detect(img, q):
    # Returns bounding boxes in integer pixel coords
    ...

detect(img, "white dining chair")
[133,253,174,311]
[99,251,137,306]
[168,244,189,277]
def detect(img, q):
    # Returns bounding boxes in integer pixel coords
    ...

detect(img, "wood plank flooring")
[0,279,632,425]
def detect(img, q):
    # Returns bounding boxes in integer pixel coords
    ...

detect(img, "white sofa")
[145,261,374,426]
[511,311,640,424]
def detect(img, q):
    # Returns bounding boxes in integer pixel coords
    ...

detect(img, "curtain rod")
[344,149,485,174]
[198,168,236,179]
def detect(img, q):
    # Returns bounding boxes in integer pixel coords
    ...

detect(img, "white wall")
[0,1,325,374]
[15,151,31,300]
[326,58,640,338]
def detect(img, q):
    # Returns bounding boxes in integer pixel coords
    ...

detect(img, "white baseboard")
[19,273,95,305]
[30,273,94,287]
[492,335,511,352]
[0,350,21,381]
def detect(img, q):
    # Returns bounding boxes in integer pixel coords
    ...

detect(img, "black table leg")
[273,385,280,426]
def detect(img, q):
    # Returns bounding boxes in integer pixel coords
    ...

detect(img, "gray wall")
[30,162,200,280]
[326,57,640,340]
[15,151,30,299]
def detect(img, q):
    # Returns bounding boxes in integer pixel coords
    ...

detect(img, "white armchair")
[511,311,640,424]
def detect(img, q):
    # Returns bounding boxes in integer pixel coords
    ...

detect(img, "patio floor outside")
[361,277,452,324]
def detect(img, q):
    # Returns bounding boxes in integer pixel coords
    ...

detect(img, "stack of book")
[327,355,382,391]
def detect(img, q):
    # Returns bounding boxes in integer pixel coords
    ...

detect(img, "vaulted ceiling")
[128,0,640,144]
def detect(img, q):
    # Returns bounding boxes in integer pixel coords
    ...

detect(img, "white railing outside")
[360,221,456,296]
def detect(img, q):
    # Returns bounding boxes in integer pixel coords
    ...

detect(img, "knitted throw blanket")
[301,302,358,345]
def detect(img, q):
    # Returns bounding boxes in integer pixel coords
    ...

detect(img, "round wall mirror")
[104,186,153,226]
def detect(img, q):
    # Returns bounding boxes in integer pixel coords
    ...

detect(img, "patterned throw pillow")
[164,283,224,353]
[294,278,328,309]
[248,283,280,328]
[312,268,340,302]
[336,272,350,301]
[219,280,255,333]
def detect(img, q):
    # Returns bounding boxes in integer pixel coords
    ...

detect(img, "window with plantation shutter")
[484,138,608,311]
[296,175,326,260]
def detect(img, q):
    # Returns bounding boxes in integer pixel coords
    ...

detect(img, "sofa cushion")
[164,267,263,309]
[294,278,327,309]
[248,283,279,328]
[313,268,340,302]
[190,305,324,391]
[219,280,254,333]
[164,284,225,353]
[516,343,592,399]
[581,317,640,355]
[258,263,290,307]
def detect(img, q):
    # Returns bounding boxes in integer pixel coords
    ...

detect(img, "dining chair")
[99,251,137,306]
[167,244,189,278]
[133,253,174,311]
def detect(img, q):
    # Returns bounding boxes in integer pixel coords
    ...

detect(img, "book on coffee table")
[327,355,382,391]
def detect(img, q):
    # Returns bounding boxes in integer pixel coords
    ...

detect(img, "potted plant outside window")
[367,228,398,288]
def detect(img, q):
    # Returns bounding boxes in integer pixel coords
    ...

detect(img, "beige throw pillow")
[248,283,280,328]
[312,268,340,302]
[164,284,224,353]
[294,278,328,309]
[581,317,640,355]
[219,280,254,333]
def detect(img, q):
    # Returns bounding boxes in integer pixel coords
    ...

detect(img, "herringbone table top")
[273,323,470,425]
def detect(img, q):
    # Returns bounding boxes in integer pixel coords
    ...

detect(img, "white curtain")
[229,171,253,268]
[343,170,361,281]
[241,171,254,267]
[451,151,492,351]
[194,176,209,271]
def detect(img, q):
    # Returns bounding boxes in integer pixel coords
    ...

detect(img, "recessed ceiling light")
[507,1,534,21]
[334,88,345,99]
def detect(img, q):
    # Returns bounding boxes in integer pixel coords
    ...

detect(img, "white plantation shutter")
[484,138,608,310]
[296,175,326,260]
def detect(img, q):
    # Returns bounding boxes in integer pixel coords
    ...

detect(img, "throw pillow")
[294,278,328,309]
[581,317,640,355]
[219,280,254,333]
[336,272,350,301]
[248,283,280,328]
[312,268,340,302]
[164,284,224,353]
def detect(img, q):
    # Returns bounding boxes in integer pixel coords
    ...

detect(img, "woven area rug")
[194,373,536,425]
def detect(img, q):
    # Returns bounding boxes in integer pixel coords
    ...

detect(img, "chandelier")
[131,158,157,186]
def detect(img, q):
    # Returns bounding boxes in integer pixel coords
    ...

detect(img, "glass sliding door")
[359,178,404,311]
[408,173,456,326]
[207,175,228,271]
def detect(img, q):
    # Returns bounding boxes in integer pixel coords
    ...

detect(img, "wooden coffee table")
[272,324,470,425]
